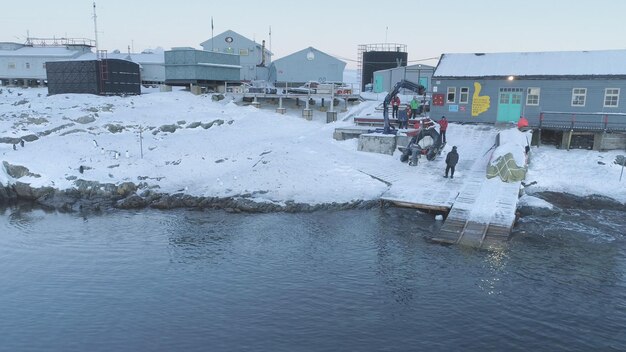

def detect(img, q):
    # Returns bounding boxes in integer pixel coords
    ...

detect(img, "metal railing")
[537,111,626,132]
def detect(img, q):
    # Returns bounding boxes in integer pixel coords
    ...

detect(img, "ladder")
[97,50,108,94]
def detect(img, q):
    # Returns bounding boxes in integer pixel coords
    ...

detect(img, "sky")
[1,0,626,68]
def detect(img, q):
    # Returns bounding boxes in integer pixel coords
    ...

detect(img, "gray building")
[269,47,346,86]
[164,47,240,87]
[200,30,271,81]
[0,39,93,86]
[372,63,435,93]
[430,50,626,149]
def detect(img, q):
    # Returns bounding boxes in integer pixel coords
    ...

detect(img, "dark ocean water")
[1,205,624,352]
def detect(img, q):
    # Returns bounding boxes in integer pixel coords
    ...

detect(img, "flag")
[211,16,214,31]
[269,26,271,36]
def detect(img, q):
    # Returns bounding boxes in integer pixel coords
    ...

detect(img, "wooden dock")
[361,125,521,248]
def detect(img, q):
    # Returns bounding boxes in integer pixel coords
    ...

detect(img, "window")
[459,87,469,104]
[447,87,456,103]
[239,49,249,56]
[604,88,619,107]
[8,63,16,69]
[42,63,46,69]
[25,62,30,69]
[571,88,586,106]
[224,47,234,54]
[526,87,540,105]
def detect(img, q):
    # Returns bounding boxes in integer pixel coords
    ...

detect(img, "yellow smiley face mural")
[471,82,490,117]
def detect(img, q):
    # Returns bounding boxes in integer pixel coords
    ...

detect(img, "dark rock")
[60,129,86,136]
[517,204,561,217]
[104,124,125,134]
[38,123,74,137]
[21,134,39,142]
[201,119,224,129]
[159,124,179,133]
[116,182,137,197]
[115,194,147,209]
[13,182,34,199]
[0,137,23,145]
[75,115,96,124]
[2,162,25,178]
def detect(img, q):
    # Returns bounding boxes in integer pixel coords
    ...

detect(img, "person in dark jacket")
[444,146,459,178]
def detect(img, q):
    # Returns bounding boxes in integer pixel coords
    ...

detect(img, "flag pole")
[269,25,272,55]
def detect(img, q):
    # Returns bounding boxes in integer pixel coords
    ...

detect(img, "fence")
[538,111,626,132]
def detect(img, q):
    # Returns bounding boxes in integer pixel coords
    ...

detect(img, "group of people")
[391,95,458,178]
[391,95,423,129]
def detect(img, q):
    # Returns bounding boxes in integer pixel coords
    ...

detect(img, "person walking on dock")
[444,146,459,179]
[391,95,401,120]
[438,116,448,144]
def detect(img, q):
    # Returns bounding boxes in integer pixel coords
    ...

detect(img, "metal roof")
[433,49,626,78]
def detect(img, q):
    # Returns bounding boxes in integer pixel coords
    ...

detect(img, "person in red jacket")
[438,116,448,144]
[391,95,401,119]
[517,116,529,130]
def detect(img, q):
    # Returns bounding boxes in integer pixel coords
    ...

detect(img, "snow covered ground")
[1,86,625,208]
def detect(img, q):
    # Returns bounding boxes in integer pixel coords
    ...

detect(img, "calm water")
[1,205,625,352]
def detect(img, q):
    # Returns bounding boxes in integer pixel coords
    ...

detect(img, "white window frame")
[604,88,620,108]
[8,63,16,69]
[526,87,540,106]
[239,49,249,56]
[571,88,587,107]
[447,87,456,104]
[25,62,31,69]
[459,87,469,104]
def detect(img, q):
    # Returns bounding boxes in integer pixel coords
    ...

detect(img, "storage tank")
[359,43,407,91]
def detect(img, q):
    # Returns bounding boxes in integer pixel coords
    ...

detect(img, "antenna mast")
[93,1,99,53]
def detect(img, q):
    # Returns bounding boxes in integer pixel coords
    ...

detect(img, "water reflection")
[0,205,625,351]
[479,249,509,296]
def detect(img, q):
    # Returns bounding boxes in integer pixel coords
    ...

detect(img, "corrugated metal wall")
[430,77,626,126]
[46,59,140,95]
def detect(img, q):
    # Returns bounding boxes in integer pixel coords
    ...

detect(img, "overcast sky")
[1,0,625,68]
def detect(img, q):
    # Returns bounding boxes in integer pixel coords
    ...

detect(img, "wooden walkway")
[361,125,520,248]
[428,160,520,249]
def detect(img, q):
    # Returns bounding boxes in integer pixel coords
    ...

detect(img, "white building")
[0,38,165,87]
[0,40,92,86]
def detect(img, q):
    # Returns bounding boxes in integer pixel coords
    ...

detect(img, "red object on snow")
[517,116,529,129]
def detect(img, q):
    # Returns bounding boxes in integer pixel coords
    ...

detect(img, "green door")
[373,74,384,93]
[497,89,523,122]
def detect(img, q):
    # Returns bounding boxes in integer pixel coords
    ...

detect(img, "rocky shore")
[0,179,380,213]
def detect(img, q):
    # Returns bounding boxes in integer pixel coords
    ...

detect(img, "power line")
[327,52,439,64]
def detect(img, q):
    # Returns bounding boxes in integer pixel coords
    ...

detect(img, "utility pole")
[93,1,99,53]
